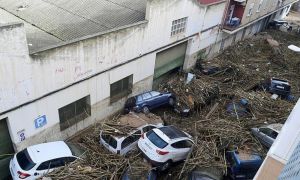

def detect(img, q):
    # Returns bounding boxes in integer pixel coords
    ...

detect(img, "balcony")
[223,0,245,31]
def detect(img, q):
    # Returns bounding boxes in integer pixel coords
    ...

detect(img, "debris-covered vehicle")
[138,126,194,171]
[263,78,291,97]
[124,91,176,114]
[251,123,283,148]
[268,19,290,30]
[226,98,250,117]
[188,167,223,180]
[10,141,85,180]
[121,168,157,180]
[100,112,164,155]
[201,66,220,75]
[226,150,263,180]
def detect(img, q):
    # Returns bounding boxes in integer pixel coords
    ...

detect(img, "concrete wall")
[0,0,229,151]
[240,0,297,26]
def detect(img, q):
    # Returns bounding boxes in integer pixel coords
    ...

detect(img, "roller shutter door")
[154,42,187,80]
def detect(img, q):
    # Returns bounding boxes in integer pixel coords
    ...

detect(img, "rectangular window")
[110,75,133,103]
[59,95,91,131]
[171,17,188,36]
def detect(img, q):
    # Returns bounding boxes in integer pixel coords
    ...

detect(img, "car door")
[150,91,165,108]
[142,92,153,108]
[100,133,118,154]
[120,130,141,155]
[170,140,193,162]
[35,158,65,177]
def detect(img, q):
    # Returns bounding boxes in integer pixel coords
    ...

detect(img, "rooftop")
[27,141,72,163]
[0,0,147,53]
[102,112,163,137]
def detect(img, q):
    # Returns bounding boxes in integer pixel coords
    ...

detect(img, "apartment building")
[0,0,298,177]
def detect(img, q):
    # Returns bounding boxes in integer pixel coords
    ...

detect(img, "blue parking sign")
[34,115,47,128]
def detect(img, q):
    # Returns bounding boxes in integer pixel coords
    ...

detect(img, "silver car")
[251,123,283,148]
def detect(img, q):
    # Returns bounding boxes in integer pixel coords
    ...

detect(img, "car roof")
[118,112,163,128]
[158,126,188,140]
[136,91,159,96]
[266,123,283,133]
[26,141,72,163]
[102,112,163,137]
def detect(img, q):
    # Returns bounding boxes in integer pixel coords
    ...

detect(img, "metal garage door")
[0,118,14,179]
[154,42,187,80]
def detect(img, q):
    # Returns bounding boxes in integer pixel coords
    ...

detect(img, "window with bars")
[171,17,188,36]
[110,75,133,103]
[59,95,91,131]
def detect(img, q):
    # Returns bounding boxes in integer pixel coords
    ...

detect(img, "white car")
[9,141,84,180]
[100,112,163,155]
[138,126,194,171]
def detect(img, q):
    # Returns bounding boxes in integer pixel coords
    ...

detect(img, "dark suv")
[124,91,175,114]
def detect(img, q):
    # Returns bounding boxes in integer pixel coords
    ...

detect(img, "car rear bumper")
[138,146,164,167]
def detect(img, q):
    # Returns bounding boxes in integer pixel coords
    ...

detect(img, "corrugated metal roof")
[0,0,146,53]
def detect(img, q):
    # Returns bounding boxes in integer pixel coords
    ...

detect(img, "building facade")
[254,99,300,179]
[0,0,297,157]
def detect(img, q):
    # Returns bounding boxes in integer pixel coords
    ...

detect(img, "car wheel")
[160,161,171,171]
[142,106,150,114]
[168,97,175,106]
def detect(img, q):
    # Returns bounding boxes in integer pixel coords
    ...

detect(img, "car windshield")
[16,149,36,171]
[66,143,86,158]
[147,130,168,149]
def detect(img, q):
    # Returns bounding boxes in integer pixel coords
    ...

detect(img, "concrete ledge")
[0,22,23,29]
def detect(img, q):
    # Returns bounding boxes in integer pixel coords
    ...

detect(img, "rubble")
[47,30,300,179]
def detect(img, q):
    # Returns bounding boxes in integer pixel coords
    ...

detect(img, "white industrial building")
[0,2,297,176]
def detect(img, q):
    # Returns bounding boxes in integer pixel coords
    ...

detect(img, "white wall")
[0,0,229,149]
[0,0,227,114]
[268,99,300,163]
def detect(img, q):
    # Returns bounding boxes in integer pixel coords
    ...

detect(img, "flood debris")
[46,30,299,179]
[45,126,150,180]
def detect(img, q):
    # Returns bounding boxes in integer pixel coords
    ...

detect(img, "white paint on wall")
[269,99,300,162]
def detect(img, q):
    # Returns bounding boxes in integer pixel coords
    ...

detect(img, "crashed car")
[124,91,175,114]
[121,168,157,180]
[138,126,194,171]
[188,167,223,180]
[268,19,289,30]
[226,98,250,117]
[226,150,263,180]
[251,123,283,148]
[100,112,163,155]
[264,78,291,97]
[10,141,85,180]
